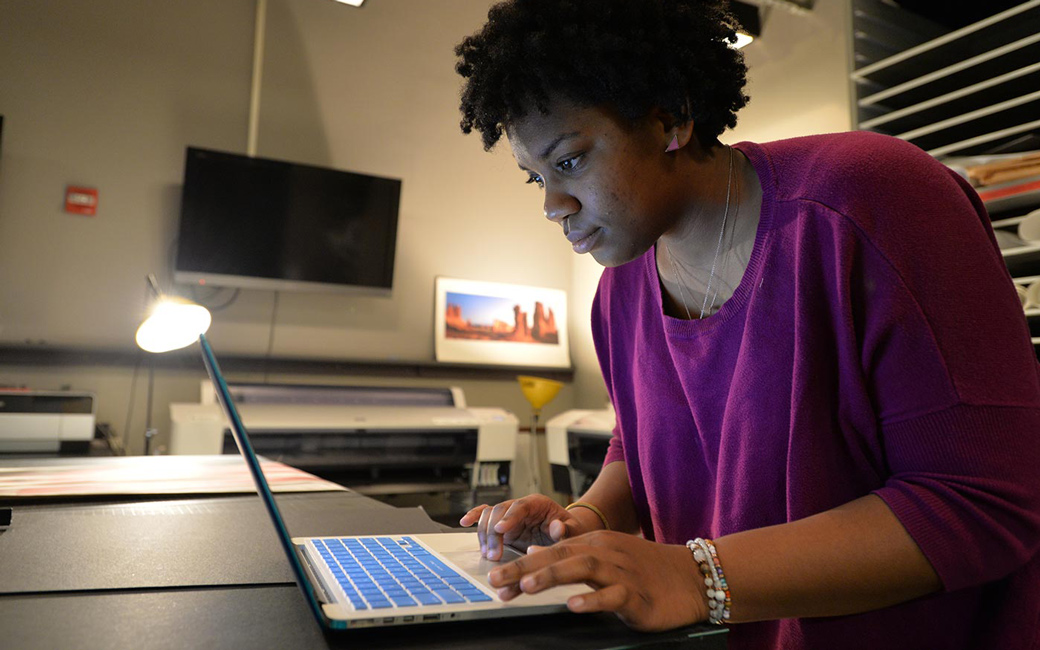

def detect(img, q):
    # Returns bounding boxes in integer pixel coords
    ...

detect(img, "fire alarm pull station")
[65,186,98,216]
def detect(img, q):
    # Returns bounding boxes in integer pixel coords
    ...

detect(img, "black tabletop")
[0,466,727,649]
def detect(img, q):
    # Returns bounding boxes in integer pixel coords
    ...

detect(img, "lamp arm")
[146,273,162,299]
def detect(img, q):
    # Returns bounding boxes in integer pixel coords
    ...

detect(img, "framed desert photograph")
[434,277,570,368]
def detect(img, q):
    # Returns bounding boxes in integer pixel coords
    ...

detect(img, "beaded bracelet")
[686,538,731,624]
[564,501,611,530]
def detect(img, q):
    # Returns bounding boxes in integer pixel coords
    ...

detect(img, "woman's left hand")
[487,530,710,632]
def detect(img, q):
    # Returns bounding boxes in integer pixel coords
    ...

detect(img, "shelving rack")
[849,0,1040,353]
[851,0,1040,157]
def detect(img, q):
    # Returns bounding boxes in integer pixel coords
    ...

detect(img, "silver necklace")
[667,146,734,320]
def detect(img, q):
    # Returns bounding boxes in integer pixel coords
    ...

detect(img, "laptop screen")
[198,333,338,629]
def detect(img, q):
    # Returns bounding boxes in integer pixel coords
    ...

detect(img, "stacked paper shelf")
[851,1,1040,158]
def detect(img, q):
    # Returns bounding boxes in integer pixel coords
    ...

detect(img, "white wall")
[0,0,256,349]
[0,0,579,452]
[0,0,571,359]
[727,0,853,144]
[0,0,854,454]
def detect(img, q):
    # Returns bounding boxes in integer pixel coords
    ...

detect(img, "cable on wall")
[248,0,268,157]
[263,290,280,382]
[120,353,143,456]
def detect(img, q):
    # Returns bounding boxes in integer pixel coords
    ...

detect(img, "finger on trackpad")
[501,544,525,560]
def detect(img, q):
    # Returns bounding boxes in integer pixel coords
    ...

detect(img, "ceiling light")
[729,1,762,49]
[733,32,755,49]
[333,0,365,6]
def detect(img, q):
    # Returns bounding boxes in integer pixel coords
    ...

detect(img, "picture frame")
[434,277,570,368]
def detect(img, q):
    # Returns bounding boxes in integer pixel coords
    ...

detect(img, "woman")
[453,1,1040,648]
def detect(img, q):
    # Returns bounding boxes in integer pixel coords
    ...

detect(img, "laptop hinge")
[296,543,334,605]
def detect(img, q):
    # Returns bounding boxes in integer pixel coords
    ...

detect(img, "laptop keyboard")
[313,536,494,610]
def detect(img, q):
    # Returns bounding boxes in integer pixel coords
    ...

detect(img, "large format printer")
[169,382,518,504]
[0,390,96,453]
[545,406,615,501]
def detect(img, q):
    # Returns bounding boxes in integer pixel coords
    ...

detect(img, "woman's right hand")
[459,495,594,561]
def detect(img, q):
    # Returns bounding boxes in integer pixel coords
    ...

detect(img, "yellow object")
[565,501,611,531]
[516,375,563,494]
[516,375,563,413]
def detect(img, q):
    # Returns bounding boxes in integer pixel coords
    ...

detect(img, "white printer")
[545,406,615,500]
[0,390,97,453]
[170,382,518,499]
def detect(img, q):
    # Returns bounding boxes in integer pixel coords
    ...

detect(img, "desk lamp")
[134,274,212,454]
[516,375,562,494]
[135,275,212,353]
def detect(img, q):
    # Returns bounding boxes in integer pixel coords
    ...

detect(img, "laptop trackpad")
[420,532,591,605]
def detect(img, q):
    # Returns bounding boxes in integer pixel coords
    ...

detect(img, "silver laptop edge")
[198,334,585,630]
[199,334,340,628]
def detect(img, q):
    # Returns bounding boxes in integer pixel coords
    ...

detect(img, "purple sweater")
[594,132,1040,650]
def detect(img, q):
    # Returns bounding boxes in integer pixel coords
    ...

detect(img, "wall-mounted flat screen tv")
[174,147,401,294]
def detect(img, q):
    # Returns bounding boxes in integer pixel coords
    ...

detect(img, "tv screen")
[174,147,401,294]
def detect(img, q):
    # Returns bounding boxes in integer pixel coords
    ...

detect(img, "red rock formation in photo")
[444,300,558,345]
[512,305,531,340]
[532,302,559,343]
[445,304,467,330]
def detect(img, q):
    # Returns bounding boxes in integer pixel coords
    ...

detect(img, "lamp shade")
[517,375,563,412]
[135,297,212,353]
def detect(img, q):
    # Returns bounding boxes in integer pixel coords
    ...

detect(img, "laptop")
[197,333,588,630]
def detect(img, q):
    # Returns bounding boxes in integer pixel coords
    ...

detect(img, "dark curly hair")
[455,0,750,151]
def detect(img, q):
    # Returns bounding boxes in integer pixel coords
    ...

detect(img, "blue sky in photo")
[447,292,516,326]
